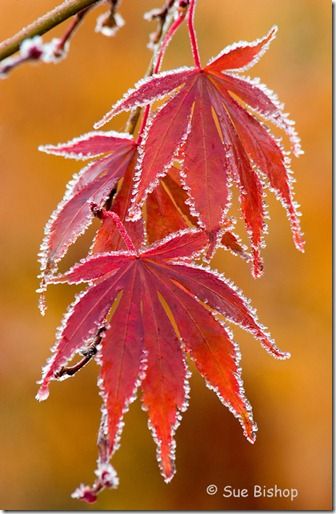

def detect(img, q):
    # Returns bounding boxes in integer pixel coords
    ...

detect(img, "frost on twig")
[144,0,176,49]
[95,0,125,37]
[0,3,98,77]
[0,35,70,77]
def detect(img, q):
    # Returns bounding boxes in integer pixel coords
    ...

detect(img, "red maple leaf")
[93,160,247,259]
[146,170,249,260]
[92,149,145,253]
[38,130,244,277]
[36,217,289,497]
[95,26,304,276]
[38,131,136,274]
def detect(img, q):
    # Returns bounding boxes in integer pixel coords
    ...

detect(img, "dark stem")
[0,0,101,62]
[146,0,176,47]
[54,327,105,379]
[104,186,118,211]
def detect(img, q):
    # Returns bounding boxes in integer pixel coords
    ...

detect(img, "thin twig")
[0,52,41,76]
[146,0,176,47]
[0,0,102,63]
[54,5,93,57]
[0,4,96,76]
[126,0,188,138]
[136,5,187,145]
[125,0,177,134]
[55,327,105,379]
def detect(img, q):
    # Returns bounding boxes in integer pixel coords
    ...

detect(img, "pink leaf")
[100,268,145,454]
[130,79,197,215]
[38,225,290,494]
[141,273,187,481]
[182,76,229,231]
[156,275,256,443]
[36,268,132,400]
[95,68,196,128]
[39,131,134,160]
[93,153,144,253]
[143,228,208,260]
[100,27,303,268]
[40,144,135,273]
[206,26,277,72]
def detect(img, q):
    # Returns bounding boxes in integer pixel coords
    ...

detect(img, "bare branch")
[0,0,102,63]
[0,5,96,77]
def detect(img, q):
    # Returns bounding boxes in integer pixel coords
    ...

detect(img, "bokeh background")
[0,0,331,510]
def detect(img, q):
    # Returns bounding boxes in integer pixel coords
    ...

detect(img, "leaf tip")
[163,473,175,484]
[94,116,109,130]
[38,144,49,154]
[246,432,257,445]
[93,121,103,130]
[252,250,264,278]
[294,234,305,253]
[281,351,291,360]
[269,25,279,37]
[36,384,49,402]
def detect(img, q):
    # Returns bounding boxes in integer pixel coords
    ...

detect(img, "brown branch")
[0,4,95,76]
[0,0,102,63]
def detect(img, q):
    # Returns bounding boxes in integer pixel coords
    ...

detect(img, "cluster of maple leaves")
[36,1,303,503]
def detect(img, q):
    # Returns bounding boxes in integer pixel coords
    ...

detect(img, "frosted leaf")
[94,67,195,128]
[206,26,278,73]
[39,131,134,160]
[128,88,195,219]
[36,215,292,497]
[38,145,134,280]
[164,261,290,360]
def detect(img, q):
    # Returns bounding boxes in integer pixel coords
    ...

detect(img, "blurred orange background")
[0,0,332,510]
